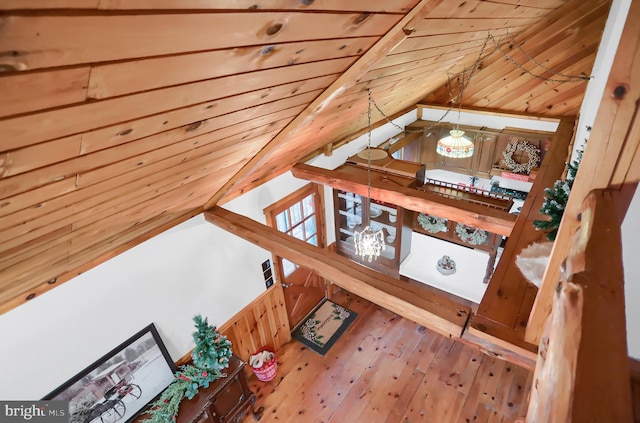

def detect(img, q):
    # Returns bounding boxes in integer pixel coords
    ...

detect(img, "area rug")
[292,299,357,355]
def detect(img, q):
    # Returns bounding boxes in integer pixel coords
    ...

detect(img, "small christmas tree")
[533,129,587,241]
[144,316,232,422]
[192,314,232,371]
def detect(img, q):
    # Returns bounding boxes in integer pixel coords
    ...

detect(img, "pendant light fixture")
[353,89,385,262]
[436,129,474,158]
[437,71,474,159]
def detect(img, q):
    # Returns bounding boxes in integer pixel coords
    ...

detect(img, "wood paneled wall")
[177,283,290,366]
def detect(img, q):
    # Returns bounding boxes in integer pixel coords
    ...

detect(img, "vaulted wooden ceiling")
[0,0,611,312]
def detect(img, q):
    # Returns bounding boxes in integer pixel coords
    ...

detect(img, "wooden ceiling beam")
[204,0,443,208]
[292,163,516,236]
[204,205,471,338]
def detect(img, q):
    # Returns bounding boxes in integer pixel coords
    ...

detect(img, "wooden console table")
[175,355,263,423]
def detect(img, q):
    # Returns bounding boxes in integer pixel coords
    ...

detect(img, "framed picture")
[43,323,177,423]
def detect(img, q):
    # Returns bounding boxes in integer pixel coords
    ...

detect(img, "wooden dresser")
[175,355,262,423]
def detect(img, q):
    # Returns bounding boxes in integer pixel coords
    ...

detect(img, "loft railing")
[419,177,514,211]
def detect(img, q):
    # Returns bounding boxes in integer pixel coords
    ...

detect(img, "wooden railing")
[419,177,514,211]
[525,189,633,422]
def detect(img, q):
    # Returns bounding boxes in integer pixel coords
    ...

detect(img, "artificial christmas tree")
[533,133,586,241]
[144,316,232,422]
[191,314,232,371]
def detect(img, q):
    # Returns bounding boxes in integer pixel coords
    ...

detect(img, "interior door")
[264,184,327,328]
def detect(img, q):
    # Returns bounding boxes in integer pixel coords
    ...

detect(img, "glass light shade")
[436,129,474,158]
[353,225,385,262]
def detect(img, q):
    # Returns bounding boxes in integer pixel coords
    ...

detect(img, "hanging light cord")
[366,30,590,136]
[366,88,373,205]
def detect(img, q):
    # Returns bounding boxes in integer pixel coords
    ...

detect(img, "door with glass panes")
[264,184,326,328]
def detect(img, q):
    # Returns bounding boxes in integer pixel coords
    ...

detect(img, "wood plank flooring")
[241,290,532,423]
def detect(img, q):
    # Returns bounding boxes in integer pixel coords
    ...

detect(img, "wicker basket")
[249,347,277,382]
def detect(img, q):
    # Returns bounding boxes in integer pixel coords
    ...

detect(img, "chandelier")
[353,89,385,262]
[436,129,474,158]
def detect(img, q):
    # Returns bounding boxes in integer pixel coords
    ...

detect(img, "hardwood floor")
[241,289,532,422]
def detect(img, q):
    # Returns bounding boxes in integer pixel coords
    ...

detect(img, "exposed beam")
[526,0,640,344]
[292,163,517,236]
[204,0,442,209]
[472,117,575,332]
[204,206,471,339]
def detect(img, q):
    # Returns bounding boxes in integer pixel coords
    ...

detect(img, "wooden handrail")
[525,189,632,422]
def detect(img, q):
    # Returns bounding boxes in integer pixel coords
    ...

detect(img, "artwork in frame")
[42,323,176,423]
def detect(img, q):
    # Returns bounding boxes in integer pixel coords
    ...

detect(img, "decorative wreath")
[417,213,448,234]
[503,140,541,174]
[455,223,488,245]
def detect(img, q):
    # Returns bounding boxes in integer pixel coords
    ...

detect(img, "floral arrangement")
[503,140,540,174]
[417,213,448,234]
[455,223,488,245]
[144,315,232,422]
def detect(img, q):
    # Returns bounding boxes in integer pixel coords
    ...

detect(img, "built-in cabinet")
[333,189,412,276]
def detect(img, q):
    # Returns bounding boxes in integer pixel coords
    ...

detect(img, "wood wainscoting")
[177,284,291,365]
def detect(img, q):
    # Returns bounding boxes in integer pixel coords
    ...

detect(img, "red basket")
[249,347,277,382]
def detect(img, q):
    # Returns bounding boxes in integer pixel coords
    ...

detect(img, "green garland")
[144,315,233,422]
[455,223,488,245]
[417,213,448,234]
[145,365,222,422]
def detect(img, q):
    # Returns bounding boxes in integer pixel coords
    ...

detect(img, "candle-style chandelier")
[353,89,385,262]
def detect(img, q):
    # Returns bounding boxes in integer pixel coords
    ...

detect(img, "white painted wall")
[623,192,640,359]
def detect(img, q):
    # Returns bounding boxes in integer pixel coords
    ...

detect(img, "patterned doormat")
[292,299,357,355]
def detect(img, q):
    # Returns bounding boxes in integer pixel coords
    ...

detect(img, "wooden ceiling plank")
[0,203,74,248]
[80,81,326,154]
[495,0,566,8]
[0,230,72,277]
[433,0,609,106]
[0,67,90,119]
[463,15,605,109]
[76,116,292,189]
[0,245,70,297]
[426,0,551,19]
[392,28,517,55]
[410,17,542,38]
[0,178,76,219]
[205,0,443,207]
[0,12,400,70]
[0,134,82,179]
[88,40,368,99]
[0,134,269,259]
[0,0,98,9]
[98,0,420,13]
[467,29,601,107]
[374,41,486,69]
[491,52,597,113]
[0,226,71,276]
[0,63,340,152]
[205,205,471,337]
